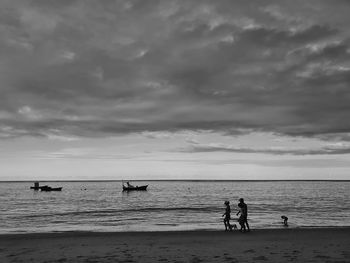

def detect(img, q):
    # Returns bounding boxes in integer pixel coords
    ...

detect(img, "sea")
[0,181,349,234]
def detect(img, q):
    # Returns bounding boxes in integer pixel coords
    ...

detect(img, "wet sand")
[1,228,349,263]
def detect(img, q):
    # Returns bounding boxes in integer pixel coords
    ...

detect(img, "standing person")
[222,201,233,231]
[238,198,250,232]
[126,181,134,188]
[236,203,246,232]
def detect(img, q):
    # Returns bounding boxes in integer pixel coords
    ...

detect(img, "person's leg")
[224,218,228,231]
[241,222,246,232]
[228,218,233,231]
[245,221,250,231]
[239,218,246,232]
[245,218,250,231]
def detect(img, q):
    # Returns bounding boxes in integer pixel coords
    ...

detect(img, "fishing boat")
[40,186,63,192]
[122,183,148,191]
[30,182,62,191]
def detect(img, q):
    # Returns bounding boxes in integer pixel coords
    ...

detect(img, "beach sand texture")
[1,228,349,263]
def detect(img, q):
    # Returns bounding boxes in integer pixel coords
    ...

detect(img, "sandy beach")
[0,228,349,263]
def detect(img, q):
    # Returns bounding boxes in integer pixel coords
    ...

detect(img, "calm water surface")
[0,181,349,233]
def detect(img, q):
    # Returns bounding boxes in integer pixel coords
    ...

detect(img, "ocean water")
[0,181,349,233]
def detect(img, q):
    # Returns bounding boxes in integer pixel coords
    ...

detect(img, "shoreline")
[1,227,349,262]
[1,225,350,235]
[1,226,350,237]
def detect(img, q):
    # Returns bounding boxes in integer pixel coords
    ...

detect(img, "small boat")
[122,185,148,191]
[40,186,63,192]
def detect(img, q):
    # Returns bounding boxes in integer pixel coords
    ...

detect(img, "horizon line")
[1,179,349,183]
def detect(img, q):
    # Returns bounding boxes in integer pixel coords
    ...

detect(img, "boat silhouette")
[122,181,148,191]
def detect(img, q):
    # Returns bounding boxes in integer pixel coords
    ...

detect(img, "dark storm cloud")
[1,0,350,142]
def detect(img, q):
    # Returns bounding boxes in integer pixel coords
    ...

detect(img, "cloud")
[0,0,350,142]
[184,142,350,156]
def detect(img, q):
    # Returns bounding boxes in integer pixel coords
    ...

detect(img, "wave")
[17,206,221,219]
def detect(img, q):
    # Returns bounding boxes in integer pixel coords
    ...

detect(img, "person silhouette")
[126,181,134,188]
[236,202,246,232]
[238,198,250,232]
[281,215,288,226]
[222,201,233,231]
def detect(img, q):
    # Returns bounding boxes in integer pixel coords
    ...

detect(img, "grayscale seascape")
[1,0,350,262]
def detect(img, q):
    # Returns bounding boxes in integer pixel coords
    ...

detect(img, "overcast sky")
[1,0,350,180]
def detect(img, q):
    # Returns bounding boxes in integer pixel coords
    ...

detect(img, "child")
[222,201,233,231]
[281,215,288,226]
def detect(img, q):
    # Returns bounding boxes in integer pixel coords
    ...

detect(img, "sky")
[1,0,350,180]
